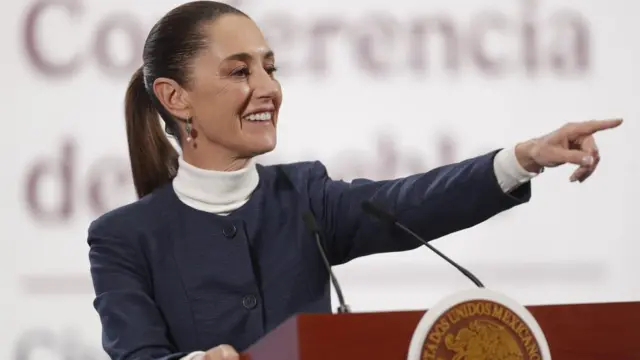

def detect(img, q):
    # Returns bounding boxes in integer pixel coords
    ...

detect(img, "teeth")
[245,112,272,121]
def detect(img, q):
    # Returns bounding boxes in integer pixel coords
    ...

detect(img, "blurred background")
[2,0,638,358]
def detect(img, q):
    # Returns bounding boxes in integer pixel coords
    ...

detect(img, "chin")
[247,139,277,157]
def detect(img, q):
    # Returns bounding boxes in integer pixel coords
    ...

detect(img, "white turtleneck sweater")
[173,156,261,214]
[176,146,536,359]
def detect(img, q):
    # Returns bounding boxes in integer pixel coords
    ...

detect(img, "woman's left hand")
[515,118,623,183]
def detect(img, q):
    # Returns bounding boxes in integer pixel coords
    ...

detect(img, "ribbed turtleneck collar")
[172,156,259,214]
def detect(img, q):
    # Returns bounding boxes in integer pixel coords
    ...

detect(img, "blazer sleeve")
[88,220,189,360]
[307,150,531,265]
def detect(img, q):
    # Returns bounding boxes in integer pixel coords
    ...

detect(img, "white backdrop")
[1,0,639,358]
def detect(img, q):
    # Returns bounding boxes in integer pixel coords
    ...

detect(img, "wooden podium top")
[243,301,640,360]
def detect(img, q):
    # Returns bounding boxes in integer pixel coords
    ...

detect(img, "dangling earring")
[185,117,197,143]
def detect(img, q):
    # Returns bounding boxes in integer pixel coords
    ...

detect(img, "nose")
[251,68,280,99]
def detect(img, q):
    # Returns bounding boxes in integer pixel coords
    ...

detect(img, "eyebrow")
[224,50,275,62]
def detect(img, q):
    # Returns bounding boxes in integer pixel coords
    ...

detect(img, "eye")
[265,65,278,75]
[230,66,250,77]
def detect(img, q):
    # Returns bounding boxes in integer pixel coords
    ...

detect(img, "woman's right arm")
[88,220,191,360]
[88,221,239,360]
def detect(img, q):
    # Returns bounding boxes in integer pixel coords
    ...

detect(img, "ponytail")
[124,67,178,199]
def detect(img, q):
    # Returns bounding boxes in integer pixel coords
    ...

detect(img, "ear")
[152,77,191,120]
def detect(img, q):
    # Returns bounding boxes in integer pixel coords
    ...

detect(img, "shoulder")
[257,160,332,191]
[88,183,173,241]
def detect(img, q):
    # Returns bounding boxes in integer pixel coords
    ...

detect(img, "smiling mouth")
[242,111,273,123]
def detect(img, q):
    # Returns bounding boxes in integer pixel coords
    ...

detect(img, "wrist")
[515,140,544,173]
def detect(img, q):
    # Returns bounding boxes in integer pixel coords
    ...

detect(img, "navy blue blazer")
[88,151,531,360]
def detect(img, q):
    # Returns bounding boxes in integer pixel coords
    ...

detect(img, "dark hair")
[124,1,247,198]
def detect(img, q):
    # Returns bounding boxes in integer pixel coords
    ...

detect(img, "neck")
[173,155,260,214]
[182,144,251,172]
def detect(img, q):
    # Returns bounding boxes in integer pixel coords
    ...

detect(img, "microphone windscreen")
[302,212,321,233]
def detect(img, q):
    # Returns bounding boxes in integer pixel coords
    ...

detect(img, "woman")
[87,1,621,360]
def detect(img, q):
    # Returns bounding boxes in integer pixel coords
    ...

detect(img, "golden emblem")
[444,319,523,360]
[420,300,542,360]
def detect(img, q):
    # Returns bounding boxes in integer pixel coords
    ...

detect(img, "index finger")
[566,118,623,138]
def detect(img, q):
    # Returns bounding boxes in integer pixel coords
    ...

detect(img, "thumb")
[552,148,594,167]
[205,344,239,360]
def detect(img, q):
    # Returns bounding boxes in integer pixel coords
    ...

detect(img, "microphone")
[302,212,351,313]
[361,201,485,288]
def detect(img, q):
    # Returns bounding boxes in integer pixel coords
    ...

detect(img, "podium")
[241,301,640,360]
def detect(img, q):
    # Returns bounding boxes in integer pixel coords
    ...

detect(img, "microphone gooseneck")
[302,212,351,313]
[361,201,485,288]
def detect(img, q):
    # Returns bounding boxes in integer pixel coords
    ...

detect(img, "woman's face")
[178,14,282,163]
